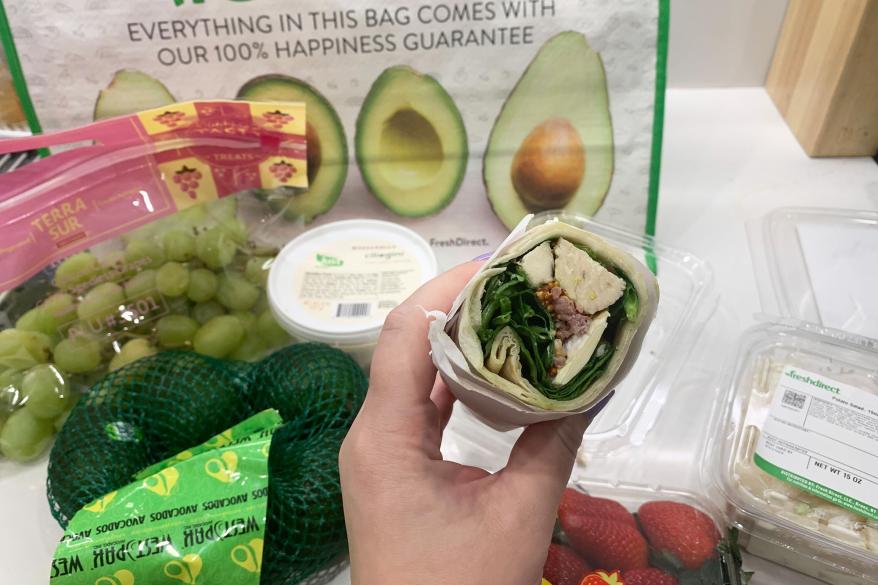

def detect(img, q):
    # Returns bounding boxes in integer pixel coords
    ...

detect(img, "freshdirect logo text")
[785,370,841,394]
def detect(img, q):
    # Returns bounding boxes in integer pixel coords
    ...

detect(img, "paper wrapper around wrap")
[427,215,659,430]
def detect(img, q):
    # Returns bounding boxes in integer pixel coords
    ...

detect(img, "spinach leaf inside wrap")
[477,242,638,401]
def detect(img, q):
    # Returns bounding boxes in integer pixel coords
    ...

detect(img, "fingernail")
[472,252,493,261]
[586,391,615,420]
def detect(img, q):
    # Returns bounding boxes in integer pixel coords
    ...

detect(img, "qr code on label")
[782,389,806,410]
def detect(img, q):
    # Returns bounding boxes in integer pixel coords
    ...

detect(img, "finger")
[499,392,614,509]
[429,375,457,433]
[367,261,482,413]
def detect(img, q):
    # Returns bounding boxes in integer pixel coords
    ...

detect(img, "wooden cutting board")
[767,0,878,157]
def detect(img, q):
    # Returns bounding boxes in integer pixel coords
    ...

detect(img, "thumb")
[499,392,613,511]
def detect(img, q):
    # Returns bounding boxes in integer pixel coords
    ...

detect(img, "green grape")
[193,315,244,358]
[156,262,190,297]
[231,310,256,329]
[192,301,226,324]
[41,293,77,323]
[0,369,25,414]
[16,307,58,338]
[187,268,218,302]
[54,252,100,290]
[229,327,268,361]
[54,336,102,374]
[216,273,260,311]
[125,238,165,270]
[99,250,130,281]
[101,250,126,268]
[179,203,209,227]
[217,217,248,244]
[0,329,52,370]
[244,256,272,287]
[77,282,125,324]
[156,315,199,348]
[21,364,70,419]
[123,269,158,302]
[166,295,191,316]
[54,409,72,433]
[252,292,270,314]
[196,227,236,269]
[211,197,238,221]
[0,408,53,462]
[162,229,196,262]
[109,338,157,371]
[256,310,290,348]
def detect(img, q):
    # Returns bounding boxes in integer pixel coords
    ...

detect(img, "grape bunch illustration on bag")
[154,110,186,128]
[262,110,294,129]
[173,166,203,199]
[268,161,297,183]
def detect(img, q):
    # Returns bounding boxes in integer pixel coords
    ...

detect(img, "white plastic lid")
[268,219,438,346]
[749,207,878,340]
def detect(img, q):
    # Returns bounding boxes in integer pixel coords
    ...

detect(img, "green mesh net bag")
[47,342,367,585]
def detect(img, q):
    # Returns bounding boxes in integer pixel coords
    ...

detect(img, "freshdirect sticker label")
[50,410,283,584]
[754,366,878,521]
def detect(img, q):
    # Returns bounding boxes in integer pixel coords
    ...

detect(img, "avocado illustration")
[355,66,468,217]
[484,32,614,229]
[93,70,176,121]
[237,75,348,223]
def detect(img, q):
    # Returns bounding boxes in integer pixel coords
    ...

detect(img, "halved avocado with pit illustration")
[356,66,468,217]
[94,70,176,121]
[237,75,348,223]
[484,32,614,229]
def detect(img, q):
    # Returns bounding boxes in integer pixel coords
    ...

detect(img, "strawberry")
[543,543,592,585]
[636,501,721,571]
[623,568,678,585]
[579,570,625,585]
[560,514,649,570]
[560,488,638,529]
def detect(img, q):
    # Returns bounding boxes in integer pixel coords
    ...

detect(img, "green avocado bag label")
[50,409,283,584]
[0,0,668,268]
[754,366,878,522]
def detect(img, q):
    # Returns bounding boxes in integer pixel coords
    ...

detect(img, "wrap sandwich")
[444,221,659,415]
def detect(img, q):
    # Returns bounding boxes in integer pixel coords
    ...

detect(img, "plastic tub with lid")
[268,219,438,368]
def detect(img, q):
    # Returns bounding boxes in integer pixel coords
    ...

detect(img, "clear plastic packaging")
[708,321,878,585]
[0,100,308,463]
[748,207,878,340]
[708,206,878,583]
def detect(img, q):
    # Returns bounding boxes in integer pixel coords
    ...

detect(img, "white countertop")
[2,87,876,584]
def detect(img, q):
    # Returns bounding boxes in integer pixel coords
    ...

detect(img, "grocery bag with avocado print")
[50,409,282,585]
[0,0,669,268]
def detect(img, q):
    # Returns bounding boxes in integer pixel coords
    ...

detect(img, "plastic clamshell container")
[442,212,716,457]
[709,321,878,585]
[749,207,878,340]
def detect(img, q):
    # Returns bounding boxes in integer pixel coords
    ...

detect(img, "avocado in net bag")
[48,343,368,585]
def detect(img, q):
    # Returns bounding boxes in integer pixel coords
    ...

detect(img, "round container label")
[269,221,437,337]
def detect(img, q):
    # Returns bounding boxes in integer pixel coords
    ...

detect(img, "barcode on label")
[336,303,370,318]
[782,389,806,410]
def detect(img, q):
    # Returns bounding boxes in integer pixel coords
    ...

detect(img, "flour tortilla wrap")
[438,220,658,421]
